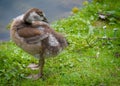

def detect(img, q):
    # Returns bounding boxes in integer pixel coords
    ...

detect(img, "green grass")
[0,0,120,86]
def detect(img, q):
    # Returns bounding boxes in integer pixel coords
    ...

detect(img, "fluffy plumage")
[10,8,68,79]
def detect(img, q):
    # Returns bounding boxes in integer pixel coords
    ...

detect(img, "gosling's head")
[24,8,48,24]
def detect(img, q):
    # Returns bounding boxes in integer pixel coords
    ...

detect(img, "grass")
[0,0,120,86]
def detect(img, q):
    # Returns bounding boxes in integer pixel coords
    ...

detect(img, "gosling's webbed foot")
[26,73,43,80]
[27,63,39,70]
[33,73,43,80]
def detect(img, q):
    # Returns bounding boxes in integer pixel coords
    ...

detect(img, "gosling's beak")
[37,16,49,23]
[43,17,49,23]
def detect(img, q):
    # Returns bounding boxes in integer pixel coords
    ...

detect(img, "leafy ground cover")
[0,0,120,86]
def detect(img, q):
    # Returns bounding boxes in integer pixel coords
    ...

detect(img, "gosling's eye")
[37,11,45,17]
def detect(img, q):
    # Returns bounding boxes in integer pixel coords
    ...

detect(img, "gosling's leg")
[33,56,45,80]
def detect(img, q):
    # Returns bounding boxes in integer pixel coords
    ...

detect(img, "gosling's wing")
[17,26,49,44]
